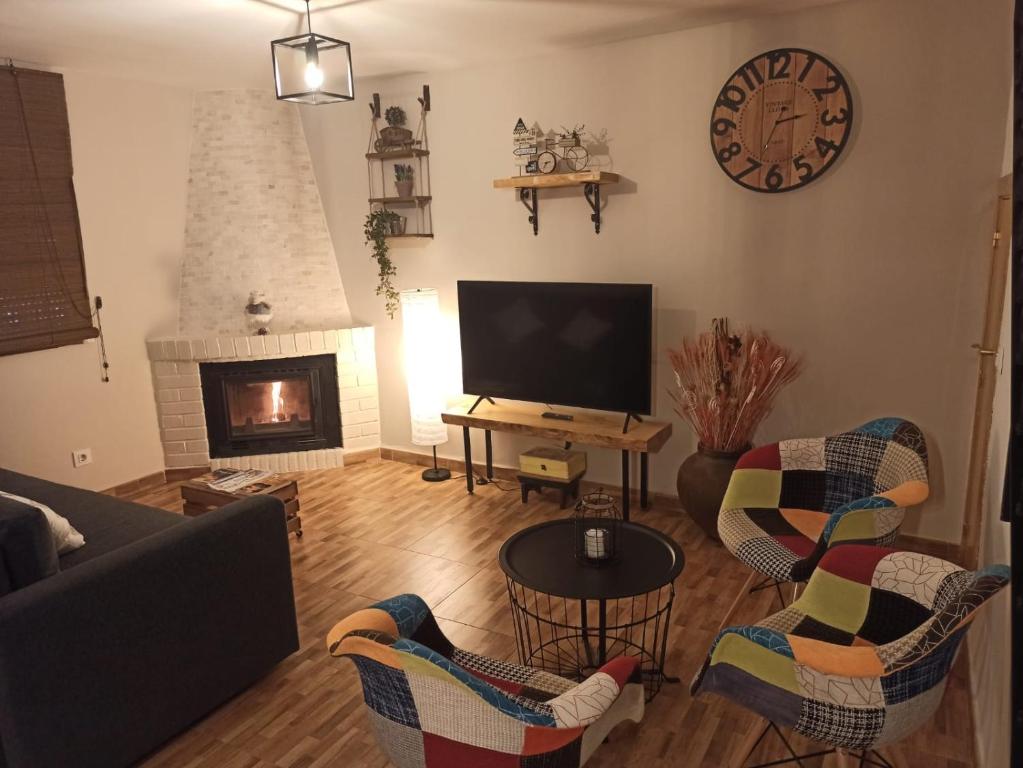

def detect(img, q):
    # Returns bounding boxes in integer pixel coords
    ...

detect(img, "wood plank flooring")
[125,459,978,768]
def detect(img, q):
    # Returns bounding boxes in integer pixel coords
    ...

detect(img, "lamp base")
[422,467,451,482]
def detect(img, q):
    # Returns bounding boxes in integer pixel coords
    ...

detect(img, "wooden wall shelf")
[366,148,430,160]
[368,195,432,206]
[492,171,620,235]
[493,171,619,189]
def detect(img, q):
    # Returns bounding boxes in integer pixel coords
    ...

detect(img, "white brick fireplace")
[141,89,375,474]
[146,328,380,472]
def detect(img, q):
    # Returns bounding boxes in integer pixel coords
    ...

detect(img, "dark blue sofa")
[0,469,299,768]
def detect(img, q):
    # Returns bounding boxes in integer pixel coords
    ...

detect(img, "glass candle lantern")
[573,489,622,567]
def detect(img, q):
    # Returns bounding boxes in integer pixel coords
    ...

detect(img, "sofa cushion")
[0,497,59,596]
[0,469,185,570]
[0,490,85,554]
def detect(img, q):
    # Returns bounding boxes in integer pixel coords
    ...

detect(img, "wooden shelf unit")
[367,86,433,237]
[441,399,671,521]
[492,171,620,236]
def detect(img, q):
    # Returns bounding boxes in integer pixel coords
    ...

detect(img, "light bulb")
[304,61,324,89]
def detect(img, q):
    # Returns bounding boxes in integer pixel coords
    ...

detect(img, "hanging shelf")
[366,86,433,239]
[493,171,620,236]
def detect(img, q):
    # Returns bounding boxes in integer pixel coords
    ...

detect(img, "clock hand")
[774,113,806,125]
[761,106,788,152]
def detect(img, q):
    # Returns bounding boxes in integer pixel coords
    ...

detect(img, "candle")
[584,527,608,559]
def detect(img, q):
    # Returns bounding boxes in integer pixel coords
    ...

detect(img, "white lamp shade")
[400,289,448,447]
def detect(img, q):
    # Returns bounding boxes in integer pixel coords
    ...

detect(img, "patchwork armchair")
[691,544,1010,767]
[327,594,645,767]
[716,417,929,629]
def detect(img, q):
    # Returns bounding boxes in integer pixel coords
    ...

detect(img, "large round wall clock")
[710,48,853,193]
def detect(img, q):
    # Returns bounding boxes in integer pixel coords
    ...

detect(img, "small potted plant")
[394,164,415,198]
[380,105,413,149]
[668,318,802,540]
[364,210,402,318]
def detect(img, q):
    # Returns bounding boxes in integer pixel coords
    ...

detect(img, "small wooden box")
[519,447,586,481]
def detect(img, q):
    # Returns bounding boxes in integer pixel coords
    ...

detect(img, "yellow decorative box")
[519,447,587,481]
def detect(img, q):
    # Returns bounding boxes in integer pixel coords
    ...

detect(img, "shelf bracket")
[519,187,539,236]
[584,182,601,234]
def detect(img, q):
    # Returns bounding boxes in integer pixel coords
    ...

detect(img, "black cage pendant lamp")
[271,0,353,105]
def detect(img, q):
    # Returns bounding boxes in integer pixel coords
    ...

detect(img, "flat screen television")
[457,281,653,415]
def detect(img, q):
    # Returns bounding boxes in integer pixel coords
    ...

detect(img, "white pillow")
[0,490,86,554]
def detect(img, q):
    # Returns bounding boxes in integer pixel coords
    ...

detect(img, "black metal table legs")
[485,430,493,480]
[462,426,473,494]
[621,451,630,521]
[462,427,494,493]
[640,452,648,509]
[463,428,649,515]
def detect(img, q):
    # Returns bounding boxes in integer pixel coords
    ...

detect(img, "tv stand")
[441,400,672,521]
[467,395,496,414]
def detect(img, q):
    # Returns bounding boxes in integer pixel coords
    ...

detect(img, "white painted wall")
[0,71,193,490]
[303,0,1012,542]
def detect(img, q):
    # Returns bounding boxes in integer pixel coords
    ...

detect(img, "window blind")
[0,66,97,356]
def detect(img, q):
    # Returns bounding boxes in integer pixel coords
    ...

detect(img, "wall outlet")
[72,448,93,468]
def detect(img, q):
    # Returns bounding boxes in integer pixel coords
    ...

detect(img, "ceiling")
[1,0,846,90]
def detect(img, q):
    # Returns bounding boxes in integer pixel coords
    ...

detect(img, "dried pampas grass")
[667,318,802,453]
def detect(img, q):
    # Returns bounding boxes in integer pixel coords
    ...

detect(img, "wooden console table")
[441,401,672,521]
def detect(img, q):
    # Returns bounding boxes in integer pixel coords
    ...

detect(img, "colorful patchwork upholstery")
[328,594,645,767]
[691,545,1009,751]
[718,418,929,583]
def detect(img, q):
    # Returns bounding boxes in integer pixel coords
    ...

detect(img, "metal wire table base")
[505,578,677,701]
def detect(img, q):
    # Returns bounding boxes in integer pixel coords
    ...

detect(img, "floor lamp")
[401,288,451,482]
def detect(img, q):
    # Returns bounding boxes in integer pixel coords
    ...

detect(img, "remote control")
[541,411,574,421]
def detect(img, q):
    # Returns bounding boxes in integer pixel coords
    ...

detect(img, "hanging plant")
[364,210,401,318]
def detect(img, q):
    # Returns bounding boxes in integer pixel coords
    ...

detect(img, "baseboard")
[103,471,167,497]
[379,447,681,511]
[343,448,381,466]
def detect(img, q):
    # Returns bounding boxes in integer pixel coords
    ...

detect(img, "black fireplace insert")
[199,354,342,458]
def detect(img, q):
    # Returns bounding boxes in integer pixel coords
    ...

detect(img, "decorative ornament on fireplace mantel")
[244,290,273,336]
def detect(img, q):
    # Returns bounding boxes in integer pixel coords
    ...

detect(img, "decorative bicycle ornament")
[512,118,590,175]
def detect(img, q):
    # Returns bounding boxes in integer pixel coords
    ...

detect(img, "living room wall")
[303,0,1011,544]
[0,70,192,491]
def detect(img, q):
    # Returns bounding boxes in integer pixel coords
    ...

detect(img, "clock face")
[710,48,853,193]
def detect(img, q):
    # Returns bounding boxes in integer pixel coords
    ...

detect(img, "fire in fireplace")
[199,355,341,458]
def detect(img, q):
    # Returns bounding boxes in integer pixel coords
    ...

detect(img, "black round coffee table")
[499,519,684,700]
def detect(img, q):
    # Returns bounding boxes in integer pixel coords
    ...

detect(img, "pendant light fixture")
[271,0,353,105]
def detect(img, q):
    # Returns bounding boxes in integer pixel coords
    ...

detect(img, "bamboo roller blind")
[0,66,97,356]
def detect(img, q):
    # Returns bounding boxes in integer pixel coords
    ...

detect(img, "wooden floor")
[127,459,978,768]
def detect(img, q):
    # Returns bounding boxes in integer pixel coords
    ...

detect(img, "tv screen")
[457,281,652,414]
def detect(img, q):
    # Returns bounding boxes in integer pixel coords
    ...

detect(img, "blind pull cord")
[94,296,110,382]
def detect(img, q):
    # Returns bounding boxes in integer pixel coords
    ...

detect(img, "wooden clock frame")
[710,48,854,193]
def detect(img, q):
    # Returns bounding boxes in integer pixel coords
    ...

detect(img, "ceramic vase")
[676,443,750,541]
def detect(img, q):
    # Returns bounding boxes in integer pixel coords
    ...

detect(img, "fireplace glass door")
[199,354,342,458]
[225,375,315,439]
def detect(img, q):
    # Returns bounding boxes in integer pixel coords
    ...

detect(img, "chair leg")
[791,581,802,603]
[718,570,758,633]
[731,716,768,768]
